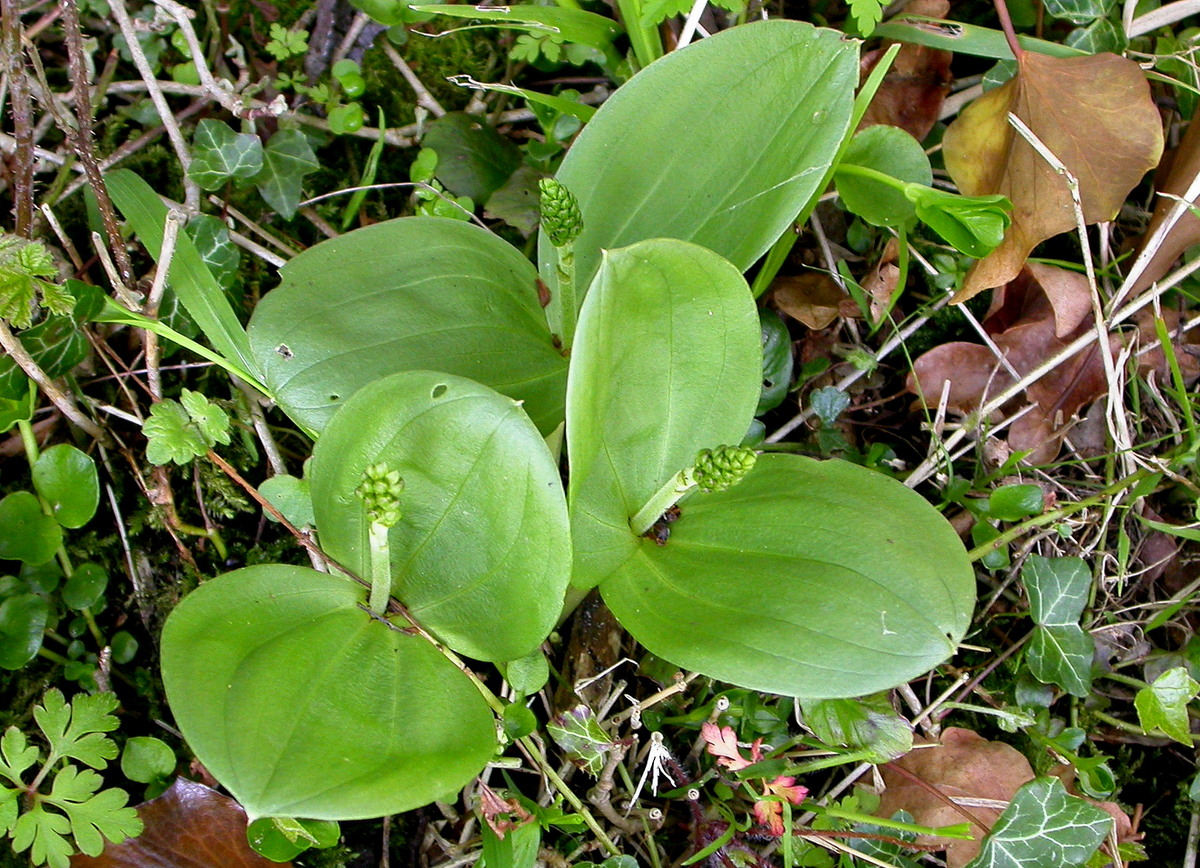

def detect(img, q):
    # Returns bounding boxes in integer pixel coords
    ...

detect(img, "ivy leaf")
[186,214,241,291]
[188,119,264,191]
[800,694,913,762]
[547,706,612,776]
[1022,556,1094,697]
[143,390,230,465]
[964,777,1111,868]
[255,129,319,219]
[1135,666,1200,746]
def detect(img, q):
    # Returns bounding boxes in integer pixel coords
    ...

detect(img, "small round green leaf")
[259,474,316,528]
[506,649,550,695]
[0,491,62,565]
[121,736,176,783]
[310,371,571,662]
[62,562,108,611]
[502,702,537,739]
[110,630,138,664]
[601,454,975,698]
[988,483,1045,521]
[247,818,307,862]
[161,565,496,820]
[0,592,48,669]
[32,443,100,528]
[835,125,932,228]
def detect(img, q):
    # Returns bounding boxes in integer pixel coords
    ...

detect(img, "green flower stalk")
[630,445,758,536]
[355,462,404,614]
[539,178,582,352]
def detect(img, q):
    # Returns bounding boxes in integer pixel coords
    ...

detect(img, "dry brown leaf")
[879,728,1033,867]
[1129,104,1200,296]
[770,272,855,329]
[859,0,953,142]
[944,52,1164,302]
[907,263,1115,463]
[71,779,288,868]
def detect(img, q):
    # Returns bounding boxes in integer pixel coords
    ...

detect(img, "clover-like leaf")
[255,129,319,219]
[964,777,1111,868]
[143,390,230,465]
[1135,666,1200,746]
[188,119,264,191]
[1022,555,1093,697]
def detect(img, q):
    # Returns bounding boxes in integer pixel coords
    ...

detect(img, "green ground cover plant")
[3,0,1200,864]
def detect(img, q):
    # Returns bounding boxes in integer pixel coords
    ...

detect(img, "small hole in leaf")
[328,394,340,402]
[432,384,448,398]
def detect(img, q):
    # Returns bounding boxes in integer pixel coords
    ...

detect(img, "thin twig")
[143,209,185,400]
[60,0,136,282]
[0,321,110,444]
[380,39,447,117]
[3,0,36,237]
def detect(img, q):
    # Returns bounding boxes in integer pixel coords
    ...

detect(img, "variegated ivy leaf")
[1022,555,1094,697]
[965,777,1110,868]
[547,706,611,776]
[188,119,264,191]
[255,129,319,219]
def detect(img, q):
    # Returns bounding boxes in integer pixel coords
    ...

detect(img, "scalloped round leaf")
[33,444,100,529]
[160,565,496,820]
[566,239,761,588]
[538,19,857,328]
[600,454,975,698]
[310,371,570,662]
[0,491,62,564]
[248,217,567,436]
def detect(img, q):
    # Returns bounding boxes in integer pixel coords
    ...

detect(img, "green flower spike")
[692,445,758,493]
[538,178,582,248]
[355,462,404,613]
[630,445,759,536]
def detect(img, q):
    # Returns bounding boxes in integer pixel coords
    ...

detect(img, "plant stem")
[615,0,663,68]
[629,468,695,535]
[832,162,909,193]
[556,246,578,353]
[1091,709,1146,736]
[993,0,1025,61]
[966,467,1155,562]
[367,521,391,615]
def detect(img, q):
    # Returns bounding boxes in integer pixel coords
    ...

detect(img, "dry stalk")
[3,0,36,237]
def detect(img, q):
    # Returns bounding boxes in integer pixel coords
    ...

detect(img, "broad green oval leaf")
[310,371,571,662]
[160,565,496,820]
[835,125,932,228]
[0,593,48,669]
[964,777,1111,868]
[0,491,61,564]
[248,217,567,436]
[538,20,857,329]
[566,239,761,588]
[120,736,176,783]
[601,454,975,698]
[32,443,99,529]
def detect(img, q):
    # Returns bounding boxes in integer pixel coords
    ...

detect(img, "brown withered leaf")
[71,779,288,868]
[859,0,953,142]
[944,52,1164,302]
[878,728,1132,868]
[879,728,1034,867]
[770,272,856,329]
[907,263,1114,463]
[1129,104,1200,296]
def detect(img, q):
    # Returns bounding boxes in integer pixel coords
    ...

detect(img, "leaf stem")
[629,468,695,535]
[367,521,391,615]
[556,246,578,353]
[992,0,1025,61]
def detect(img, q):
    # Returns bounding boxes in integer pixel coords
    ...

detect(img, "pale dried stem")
[109,0,200,210]
[39,204,83,272]
[144,209,184,400]
[380,39,447,117]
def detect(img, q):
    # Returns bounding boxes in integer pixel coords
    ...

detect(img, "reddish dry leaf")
[878,728,1032,867]
[859,0,953,141]
[70,779,287,868]
[908,263,1118,463]
[479,783,534,840]
[1129,104,1200,296]
[770,273,856,329]
[701,722,754,771]
[944,52,1164,302]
